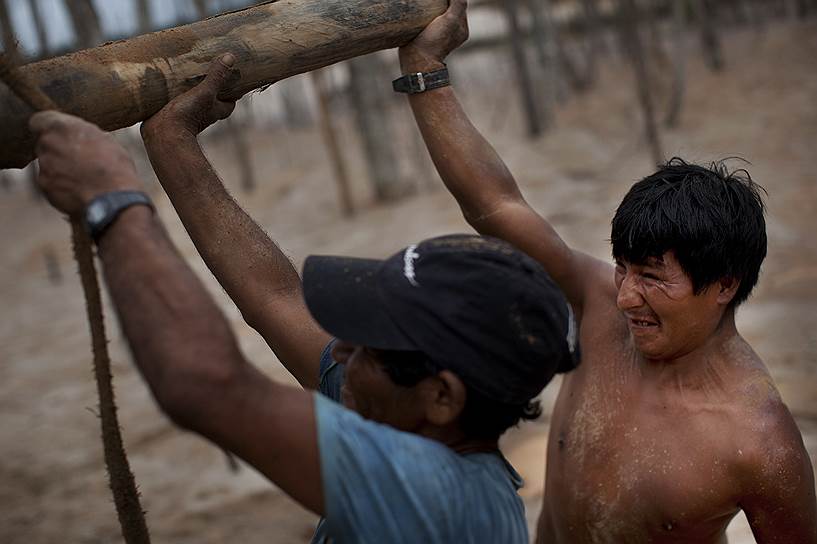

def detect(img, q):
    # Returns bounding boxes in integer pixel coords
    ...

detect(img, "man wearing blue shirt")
[30,50,577,544]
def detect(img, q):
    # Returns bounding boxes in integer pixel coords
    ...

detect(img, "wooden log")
[0,0,447,169]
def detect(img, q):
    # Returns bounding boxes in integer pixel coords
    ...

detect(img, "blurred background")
[1,1,815,542]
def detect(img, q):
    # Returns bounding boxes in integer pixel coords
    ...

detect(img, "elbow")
[240,284,303,332]
[153,355,245,433]
[461,195,523,232]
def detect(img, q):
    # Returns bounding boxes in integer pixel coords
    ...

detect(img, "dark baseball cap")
[302,235,579,405]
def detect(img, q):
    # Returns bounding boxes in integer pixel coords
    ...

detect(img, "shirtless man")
[398,1,817,542]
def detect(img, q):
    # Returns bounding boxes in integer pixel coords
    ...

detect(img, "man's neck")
[635,308,747,394]
[418,424,500,456]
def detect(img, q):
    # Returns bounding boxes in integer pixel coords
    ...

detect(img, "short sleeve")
[317,340,344,402]
[314,394,467,542]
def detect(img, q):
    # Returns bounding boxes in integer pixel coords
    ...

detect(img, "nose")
[616,272,644,312]
[331,340,355,366]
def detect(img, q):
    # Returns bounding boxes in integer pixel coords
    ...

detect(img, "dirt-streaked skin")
[398,2,817,541]
[537,260,812,543]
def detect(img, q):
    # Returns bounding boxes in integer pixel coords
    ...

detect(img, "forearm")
[402,55,593,309]
[97,206,247,426]
[142,129,328,388]
[402,57,525,224]
[143,130,301,319]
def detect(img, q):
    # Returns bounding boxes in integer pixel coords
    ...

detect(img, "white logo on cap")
[403,245,420,286]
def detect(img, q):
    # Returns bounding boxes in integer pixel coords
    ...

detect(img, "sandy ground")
[1,19,816,544]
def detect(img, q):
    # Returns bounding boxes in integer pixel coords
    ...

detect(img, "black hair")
[611,158,767,306]
[374,349,543,441]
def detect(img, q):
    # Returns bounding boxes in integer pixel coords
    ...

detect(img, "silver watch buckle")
[416,72,426,92]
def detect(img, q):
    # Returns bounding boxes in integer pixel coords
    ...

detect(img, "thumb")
[202,53,237,95]
[29,110,73,136]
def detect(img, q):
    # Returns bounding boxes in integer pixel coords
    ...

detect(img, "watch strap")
[392,67,450,94]
[84,190,154,242]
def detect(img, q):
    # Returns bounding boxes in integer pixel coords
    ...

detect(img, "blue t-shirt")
[310,343,529,544]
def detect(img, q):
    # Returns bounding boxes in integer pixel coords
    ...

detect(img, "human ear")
[716,277,740,305]
[423,370,467,426]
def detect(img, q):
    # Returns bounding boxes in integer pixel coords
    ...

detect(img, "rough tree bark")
[64,0,103,50]
[503,0,543,138]
[0,0,448,169]
[617,0,665,166]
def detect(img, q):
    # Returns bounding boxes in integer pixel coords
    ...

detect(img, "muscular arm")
[399,6,610,312]
[31,112,324,514]
[405,75,604,308]
[143,130,329,388]
[739,409,817,543]
[141,56,329,389]
[100,207,324,513]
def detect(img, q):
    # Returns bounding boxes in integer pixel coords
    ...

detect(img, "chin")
[631,335,669,361]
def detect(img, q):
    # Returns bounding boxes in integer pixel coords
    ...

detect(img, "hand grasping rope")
[0,53,151,544]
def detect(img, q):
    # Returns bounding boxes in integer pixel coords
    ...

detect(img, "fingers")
[203,53,239,95]
[29,111,74,136]
[448,0,468,18]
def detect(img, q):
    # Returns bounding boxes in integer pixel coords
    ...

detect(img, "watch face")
[87,201,108,225]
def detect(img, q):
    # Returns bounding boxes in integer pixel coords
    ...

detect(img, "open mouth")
[628,316,659,329]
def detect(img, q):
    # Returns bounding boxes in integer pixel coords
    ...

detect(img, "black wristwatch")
[84,190,154,242]
[392,67,450,94]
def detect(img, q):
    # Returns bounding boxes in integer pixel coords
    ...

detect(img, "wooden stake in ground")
[0,0,448,169]
[617,0,665,166]
[0,53,152,544]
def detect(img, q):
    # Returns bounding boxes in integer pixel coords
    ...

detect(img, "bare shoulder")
[724,360,817,541]
[723,353,814,506]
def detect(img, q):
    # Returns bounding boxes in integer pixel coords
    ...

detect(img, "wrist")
[81,176,142,208]
[142,119,197,148]
[84,190,155,243]
[399,47,446,74]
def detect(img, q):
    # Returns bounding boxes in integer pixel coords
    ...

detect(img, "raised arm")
[32,112,324,514]
[140,55,330,389]
[400,0,609,311]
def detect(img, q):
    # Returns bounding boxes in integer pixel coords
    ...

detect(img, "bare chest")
[544,360,740,542]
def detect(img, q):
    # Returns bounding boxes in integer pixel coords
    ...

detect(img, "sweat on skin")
[398,0,817,542]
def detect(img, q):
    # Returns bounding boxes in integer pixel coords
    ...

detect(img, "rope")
[0,53,151,544]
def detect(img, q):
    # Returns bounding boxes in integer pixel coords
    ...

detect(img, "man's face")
[330,341,426,431]
[614,252,725,361]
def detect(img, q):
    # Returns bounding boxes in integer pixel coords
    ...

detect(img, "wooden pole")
[0,0,448,169]
[0,52,152,544]
[617,0,665,166]
[311,69,354,216]
[503,0,543,138]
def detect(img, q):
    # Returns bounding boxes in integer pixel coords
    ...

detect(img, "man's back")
[538,275,811,543]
